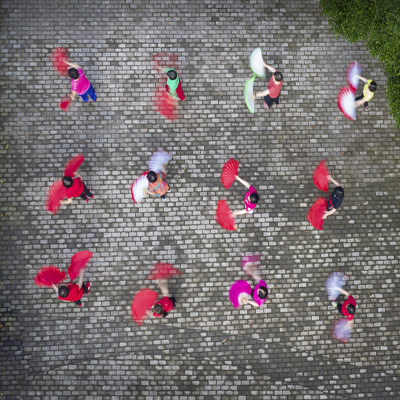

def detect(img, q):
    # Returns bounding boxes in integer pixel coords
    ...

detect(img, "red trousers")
[165,81,185,101]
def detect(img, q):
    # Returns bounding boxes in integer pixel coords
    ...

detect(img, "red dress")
[58,282,83,302]
[341,296,356,321]
[65,177,84,198]
[153,297,174,317]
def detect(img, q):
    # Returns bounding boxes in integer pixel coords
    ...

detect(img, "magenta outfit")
[244,186,258,213]
[253,280,268,306]
[70,68,91,95]
[229,280,252,309]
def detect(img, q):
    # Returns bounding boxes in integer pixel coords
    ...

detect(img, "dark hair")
[62,176,73,188]
[249,193,259,204]
[273,71,283,82]
[68,68,79,80]
[257,286,268,299]
[154,304,163,316]
[147,171,157,183]
[333,186,344,199]
[369,81,377,92]
[347,304,356,315]
[166,70,177,80]
[58,285,69,298]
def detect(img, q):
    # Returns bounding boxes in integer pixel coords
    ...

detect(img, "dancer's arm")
[60,198,73,205]
[144,189,156,196]
[355,98,366,108]
[328,175,340,187]
[235,175,251,189]
[322,208,336,219]
[232,209,248,217]
[356,75,368,83]
[264,63,276,73]
[158,280,169,297]
[255,89,269,98]
[243,298,259,307]
[63,60,81,70]
[77,269,85,289]
[337,288,350,298]
[52,283,58,293]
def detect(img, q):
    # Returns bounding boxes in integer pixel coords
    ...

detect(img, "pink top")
[244,186,258,214]
[253,280,268,306]
[70,68,91,95]
[267,76,282,98]
[229,280,252,309]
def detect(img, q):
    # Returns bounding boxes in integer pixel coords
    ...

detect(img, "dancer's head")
[257,286,268,299]
[347,304,356,315]
[154,304,164,316]
[58,285,69,298]
[147,171,157,183]
[333,186,344,199]
[68,68,79,80]
[273,71,283,82]
[166,70,177,80]
[62,176,73,188]
[250,193,259,204]
[369,81,377,92]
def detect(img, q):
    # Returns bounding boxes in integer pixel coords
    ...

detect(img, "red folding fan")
[59,96,72,112]
[67,251,93,281]
[215,200,238,231]
[64,154,84,177]
[131,288,159,326]
[45,179,67,215]
[307,197,327,230]
[34,266,66,287]
[50,47,70,77]
[221,158,239,189]
[312,160,329,192]
[147,262,182,280]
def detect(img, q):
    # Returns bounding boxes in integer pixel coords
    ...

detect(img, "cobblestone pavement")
[1,0,399,399]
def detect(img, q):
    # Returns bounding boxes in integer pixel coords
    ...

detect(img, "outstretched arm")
[356,75,368,83]
[254,89,269,98]
[77,269,85,289]
[63,60,81,70]
[158,279,169,297]
[328,175,340,187]
[337,287,350,298]
[60,198,73,205]
[264,62,276,73]
[232,209,248,217]
[322,208,337,219]
[51,283,59,294]
[355,98,366,108]
[235,175,251,189]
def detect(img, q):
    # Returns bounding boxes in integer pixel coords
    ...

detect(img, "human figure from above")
[323,175,344,220]
[157,66,185,101]
[254,63,283,110]
[52,268,90,308]
[145,168,170,200]
[355,75,377,111]
[232,175,259,218]
[151,279,176,318]
[63,60,97,103]
[60,174,93,206]
[332,287,356,321]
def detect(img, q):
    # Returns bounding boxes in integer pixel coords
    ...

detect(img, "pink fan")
[131,288,159,326]
[331,318,353,343]
[338,86,356,121]
[34,266,66,287]
[59,96,72,112]
[346,62,361,93]
[147,262,182,280]
[153,86,178,121]
[215,200,237,231]
[221,159,239,189]
[131,171,149,203]
[307,197,327,230]
[64,154,84,177]
[67,251,93,281]
[312,160,329,192]
[50,47,70,77]
[45,179,67,215]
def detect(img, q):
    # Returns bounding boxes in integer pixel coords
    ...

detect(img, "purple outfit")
[229,280,252,309]
[253,280,268,306]
[70,69,91,95]
[244,186,258,214]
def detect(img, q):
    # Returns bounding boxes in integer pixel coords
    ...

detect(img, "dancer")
[46,154,93,214]
[34,251,93,307]
[332,287,356,321]
[323,175,344,220]
[145,170,170,200]
[52,269,90,308]
[254,63,283,109]
[152,279,176,318]
[229,255,268,309]
[355,76,377,110]
[158,66,185,101]
[232,175,259,217]
[64,60,97,103]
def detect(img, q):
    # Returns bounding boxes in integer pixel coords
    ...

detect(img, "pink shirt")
[267,76,282,98]
[244,186,258,214]
[70,69,91,95]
